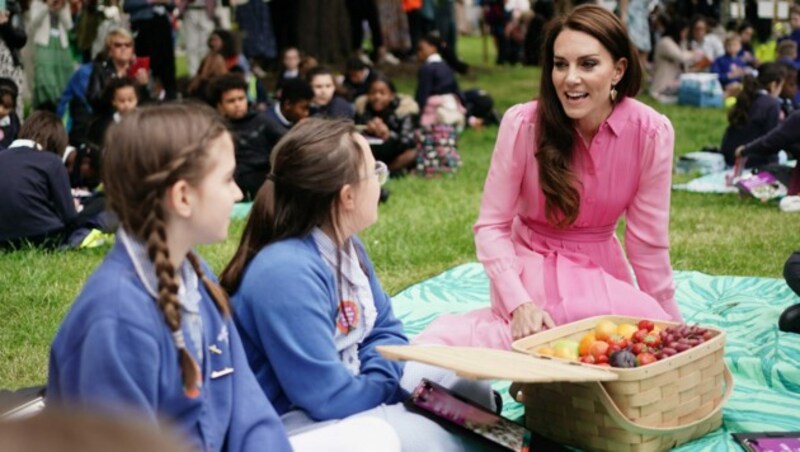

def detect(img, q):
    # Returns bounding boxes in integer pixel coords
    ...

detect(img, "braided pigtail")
[140,192,202,399]
[187,252,231,318]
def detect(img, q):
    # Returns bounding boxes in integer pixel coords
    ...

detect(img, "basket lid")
[377,345,618,383]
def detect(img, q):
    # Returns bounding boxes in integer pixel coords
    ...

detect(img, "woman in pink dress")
[415,5,684,350]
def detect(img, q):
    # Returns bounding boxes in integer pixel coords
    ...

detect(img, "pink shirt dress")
[414,98,683,350]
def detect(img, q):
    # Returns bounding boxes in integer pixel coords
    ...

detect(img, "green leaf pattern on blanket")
[392,264,800,451]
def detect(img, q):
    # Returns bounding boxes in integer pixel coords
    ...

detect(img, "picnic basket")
[378,315,732,452]
[511,315,733,452]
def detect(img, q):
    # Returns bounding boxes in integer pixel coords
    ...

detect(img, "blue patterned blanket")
[392,263,800,451]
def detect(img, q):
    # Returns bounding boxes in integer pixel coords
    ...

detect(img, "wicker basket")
[511,315,733,452]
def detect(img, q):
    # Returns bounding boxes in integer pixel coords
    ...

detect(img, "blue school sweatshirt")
[232,235,408,421]
[47,239,292,452]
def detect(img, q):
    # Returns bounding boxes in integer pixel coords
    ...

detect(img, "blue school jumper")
[47,234,292,452]
[232,234,409,420]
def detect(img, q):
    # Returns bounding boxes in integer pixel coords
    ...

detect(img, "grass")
[1,35,797,389]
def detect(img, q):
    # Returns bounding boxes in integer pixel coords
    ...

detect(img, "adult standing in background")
[296,0,350,65]
[124,0,176,99]
[178,0,217,76]
[0,0,25,119]
[29,0,73,110]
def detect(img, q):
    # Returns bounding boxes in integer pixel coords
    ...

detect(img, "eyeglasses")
[112,42,133,49]
[373,160,389,186]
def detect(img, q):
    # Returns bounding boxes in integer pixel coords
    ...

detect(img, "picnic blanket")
[392,263,800,451]
[672,170,742,194]
[673,161,797,194]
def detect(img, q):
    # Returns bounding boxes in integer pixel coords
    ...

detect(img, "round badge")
[337,300,360,334]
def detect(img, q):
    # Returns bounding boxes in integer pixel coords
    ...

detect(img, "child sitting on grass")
[711,33,749,97]
[0,78,20,150]
[355,73,419,173]
[87,77,139,150]
[0,111,75,249]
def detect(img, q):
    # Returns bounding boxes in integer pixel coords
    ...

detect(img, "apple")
[588,341,610,360]
[595,320,618,341]
[552,340,579,361]
[616,323,638,340]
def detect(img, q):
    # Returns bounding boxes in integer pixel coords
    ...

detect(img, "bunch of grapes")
[653,324,714,360]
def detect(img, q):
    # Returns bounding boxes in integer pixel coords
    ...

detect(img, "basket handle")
[593,363,734,436]
[508,364,734,436]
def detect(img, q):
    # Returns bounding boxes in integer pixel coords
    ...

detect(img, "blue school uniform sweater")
[232,235,409,421]
[47,239,292,452]
[710,54,747,87]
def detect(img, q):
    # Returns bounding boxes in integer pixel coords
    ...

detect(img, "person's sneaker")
[358,53,374,66]
[779,304,800,333]
[381,52,401,65]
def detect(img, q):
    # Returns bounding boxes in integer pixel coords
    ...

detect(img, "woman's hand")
[510,303,555,340]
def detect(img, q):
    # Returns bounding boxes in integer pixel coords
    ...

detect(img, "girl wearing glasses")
[221,118,496,451]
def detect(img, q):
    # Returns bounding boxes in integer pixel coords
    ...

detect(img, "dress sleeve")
[624,116,682,321]
[473,103,544,317]
[235,255,404,421]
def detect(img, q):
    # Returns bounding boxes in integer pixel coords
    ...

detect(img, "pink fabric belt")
[522,219,616,243]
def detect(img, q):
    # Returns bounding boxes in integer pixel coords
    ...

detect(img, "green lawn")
[1,36,796,389]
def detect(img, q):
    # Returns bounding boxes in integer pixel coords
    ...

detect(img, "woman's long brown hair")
[537,4,642,227]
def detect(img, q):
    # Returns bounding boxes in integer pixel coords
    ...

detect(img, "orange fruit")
[579,332,597,356]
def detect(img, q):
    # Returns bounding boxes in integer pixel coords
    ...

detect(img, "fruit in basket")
[643,333,662,348]
[552,340,579,360]
[588,341,610,359]
[616,323,638,340]
[595,320,618,340]
[607,335,629,349]
[631,342,647,355]
[579,332,597,356]
[608,349,637,368]
[637,319,655,332]
[536,346,555,357]
[636,352,658,366]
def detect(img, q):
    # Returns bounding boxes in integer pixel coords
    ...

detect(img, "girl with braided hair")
[220,118,497,451]
[45,102,292,451]
[46,104,402,451]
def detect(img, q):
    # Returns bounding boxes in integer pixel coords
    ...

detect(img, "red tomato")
[643,334,662,347]
[596,354,609,364]
[637,352,658,366]
[631,343,647,355]
[637,319,655,332]
[632,329,649,343]
[607,335,629,349]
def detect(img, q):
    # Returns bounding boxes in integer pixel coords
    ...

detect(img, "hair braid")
[141,190,202,399]
[186,252,231,318]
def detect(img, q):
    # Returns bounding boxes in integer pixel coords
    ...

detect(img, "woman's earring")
[610,84,618,102]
